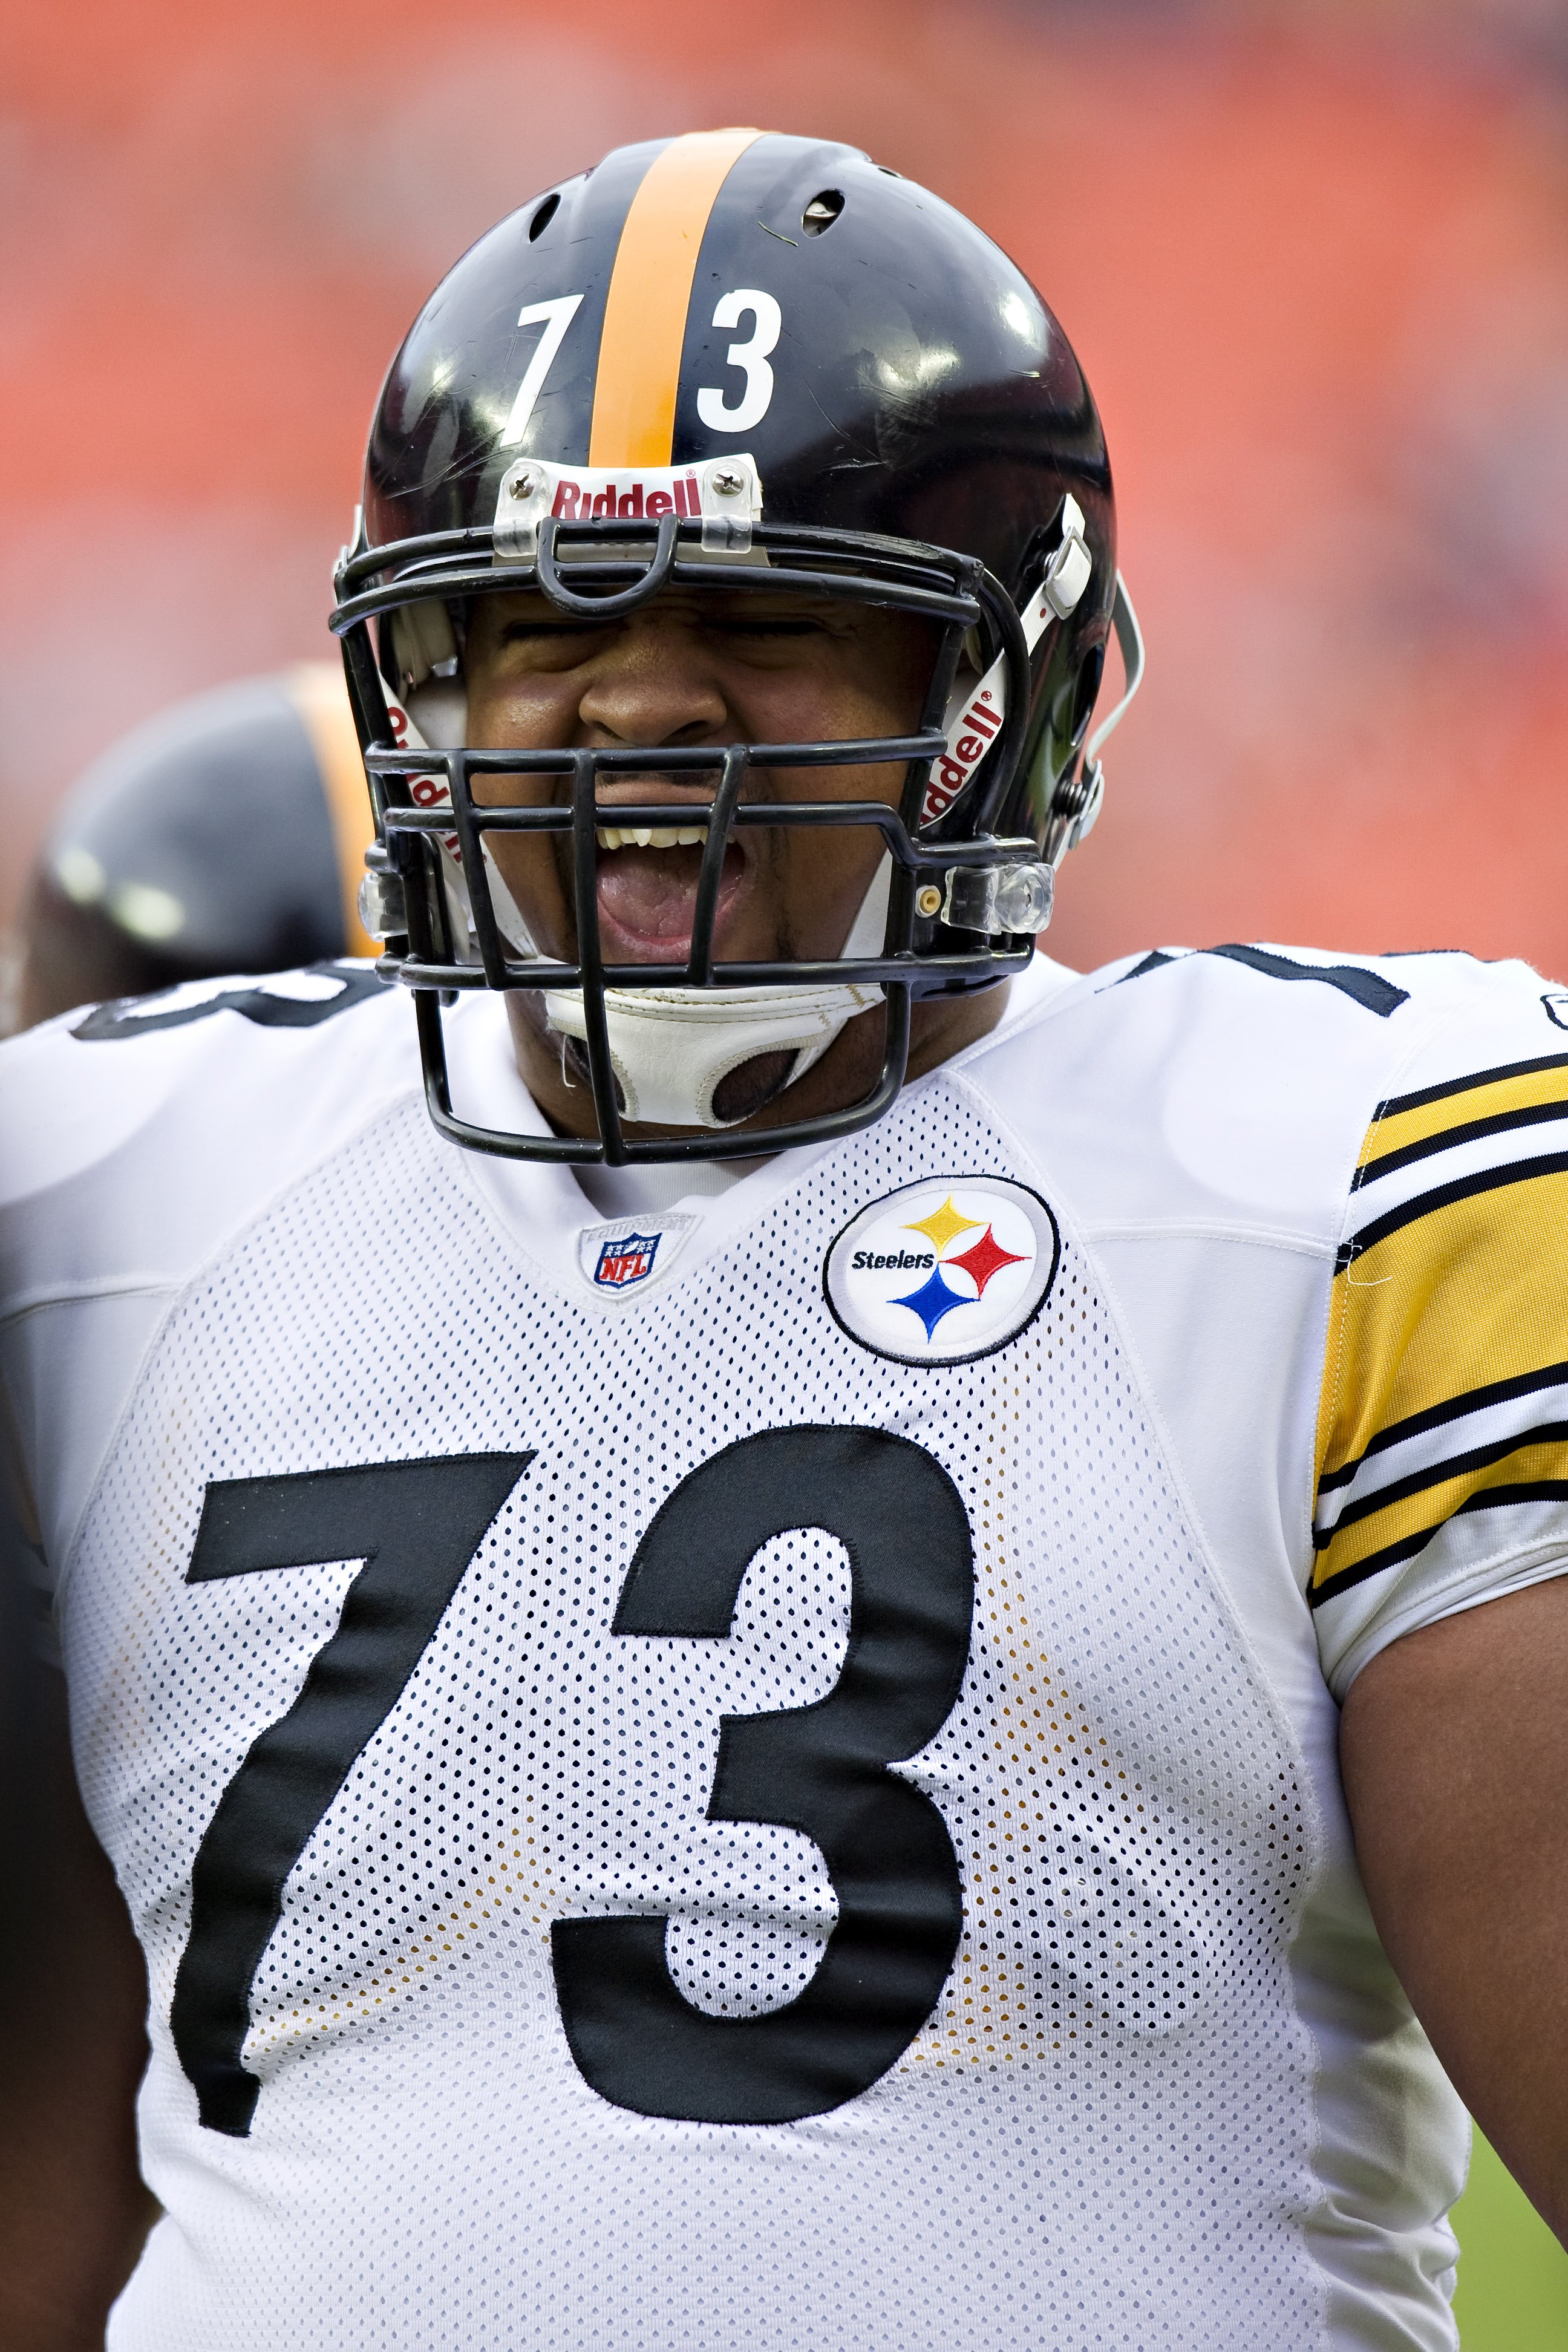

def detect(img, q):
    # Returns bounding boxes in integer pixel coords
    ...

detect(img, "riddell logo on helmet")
[503,457,762,531]
[920,687,1002,826]
[549,470,705,522]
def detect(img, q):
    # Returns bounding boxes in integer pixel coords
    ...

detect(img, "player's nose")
[576,613,728,750]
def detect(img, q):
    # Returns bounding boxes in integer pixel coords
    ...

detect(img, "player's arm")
[0,1570,156,2351]
[1340,1575,1568,2244]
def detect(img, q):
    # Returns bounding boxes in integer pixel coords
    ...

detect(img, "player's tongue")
[596,843,742,956]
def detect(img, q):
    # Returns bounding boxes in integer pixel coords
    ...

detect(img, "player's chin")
[717,998,893,1128]
[710,1048,797,1125]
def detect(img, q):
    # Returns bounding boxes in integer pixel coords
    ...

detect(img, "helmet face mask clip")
[330,129,1136,1165]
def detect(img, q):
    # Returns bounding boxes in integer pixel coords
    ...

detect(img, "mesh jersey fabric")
[74,1076,1334,2352]
[3,942,1564,2351]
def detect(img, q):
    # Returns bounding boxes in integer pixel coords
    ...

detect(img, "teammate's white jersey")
[4,944,1567,2352]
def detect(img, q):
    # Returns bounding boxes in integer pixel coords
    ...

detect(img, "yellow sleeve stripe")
[1317,1163,1568,1485]
[1359,1050,1568,1168]
[1311,1445,1568,1602]
[1319,1359,1568,1498]
[1341,1148,1568,1268]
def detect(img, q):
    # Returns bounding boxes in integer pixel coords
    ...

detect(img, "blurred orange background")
[3,0,1566,976]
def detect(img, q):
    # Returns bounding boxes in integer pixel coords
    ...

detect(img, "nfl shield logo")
[594,1230,661,1290]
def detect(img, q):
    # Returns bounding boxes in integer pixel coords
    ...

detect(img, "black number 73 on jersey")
[171,1426,973,2137]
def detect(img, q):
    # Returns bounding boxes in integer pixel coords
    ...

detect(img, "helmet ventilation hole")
[528,192,560,242]
[802,189,844,235]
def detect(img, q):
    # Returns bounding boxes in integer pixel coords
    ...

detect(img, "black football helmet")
[330,128,1141,1164]
[15,668,374,1031]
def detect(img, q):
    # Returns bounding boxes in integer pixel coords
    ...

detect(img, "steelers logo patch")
[823,1176,1060,1365]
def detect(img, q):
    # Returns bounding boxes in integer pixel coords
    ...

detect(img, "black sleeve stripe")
[1336,1148,1568,1269]
[1353,1094,1568,1189]
[1308,1523,1446,1604]
[1373,1047,1568,1123]
[1456,1478,1568,1515]
[1308,1485,1568,1607]
[1316,1360,1568,1493]
[1313,1422,1568,1546]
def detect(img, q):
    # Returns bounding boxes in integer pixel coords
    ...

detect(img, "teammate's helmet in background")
[331,129,1140,1163]
[13,668,373,1031]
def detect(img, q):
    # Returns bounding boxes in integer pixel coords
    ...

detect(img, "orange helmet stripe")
[588,128,765,468]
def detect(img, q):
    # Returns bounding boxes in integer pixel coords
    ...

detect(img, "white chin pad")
[542,855,893,1131]
[543,982,884,1129]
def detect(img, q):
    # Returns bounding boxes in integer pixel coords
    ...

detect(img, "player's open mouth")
[590,824,750,963]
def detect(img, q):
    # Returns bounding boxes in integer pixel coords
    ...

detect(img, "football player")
[2,129,1566,2351]
[11,664,373,1030]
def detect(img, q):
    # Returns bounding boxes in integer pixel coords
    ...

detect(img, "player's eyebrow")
[493,606,841,644]
[495,615,616,641]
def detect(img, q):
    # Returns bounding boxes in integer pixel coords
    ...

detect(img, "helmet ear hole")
[1070,643,1105,745]
[802,189,844,235]
[391,600,461,696]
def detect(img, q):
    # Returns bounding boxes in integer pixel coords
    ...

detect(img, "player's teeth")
[595,825,710,850]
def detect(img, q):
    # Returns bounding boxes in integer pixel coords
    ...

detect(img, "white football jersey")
[4,944,1567,2352]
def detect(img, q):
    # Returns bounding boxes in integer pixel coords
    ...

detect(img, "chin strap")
[541,976,884,1128]
[543,858,892,1130]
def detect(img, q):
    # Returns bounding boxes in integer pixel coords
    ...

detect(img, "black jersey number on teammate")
[551,1424,975,2124]
[170,1454,533,2137]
